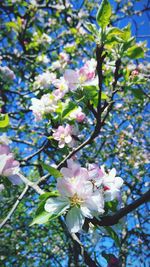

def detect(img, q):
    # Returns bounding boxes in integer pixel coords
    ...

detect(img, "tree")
[0,0,150,266]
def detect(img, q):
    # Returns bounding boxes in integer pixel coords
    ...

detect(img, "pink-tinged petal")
[57,179,74,197]
[77,168,89,181]
[45,197,70,214]
[67,159,80,173]
[0,155,7,174]
[66,207,85,233]
[0,145,10,155]
[61,167,74,178]
[76,112,85,122]
[77,181,93,198]
[64,69,79,90]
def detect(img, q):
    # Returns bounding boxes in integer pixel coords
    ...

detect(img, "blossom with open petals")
[45,159,104,233]
[64,58,97,90]
[34,71,56,89]
[30,94,57,121]
[52,124,73,148]
[102,167,124,201]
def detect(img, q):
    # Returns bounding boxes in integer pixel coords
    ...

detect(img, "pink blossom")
[64,58,97,91]
[59,52,69,62]
[52,124,73,148]
[78,58,96,83]
[45,159,104,233]
[0,154,22,185]
[52,77,69,99]
[64,69,79,90]
[88,163,104,186]
[69,107,85,122]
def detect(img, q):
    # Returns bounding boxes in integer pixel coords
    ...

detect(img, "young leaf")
[0,114,9,128]
[85,22,98,35]
[30,211,52,226]
[126,45,144,59]
[62,101,77,118]
[96,0,112,29]
[41,162,63,178]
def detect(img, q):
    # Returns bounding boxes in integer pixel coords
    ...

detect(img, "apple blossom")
[88,163,104,187]
[78,58,97,83]
[0,153,22,185]
[64,69,79,90]
[52,124,73,148]
[59,52,69,62]
[69,107,86,123]
[45,159,104,233]
[33,71,56,89]
[64,58,97,90]
[102,167,124,201]
[30,94,58,121]
[52,77,69,99]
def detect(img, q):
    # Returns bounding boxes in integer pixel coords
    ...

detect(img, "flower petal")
[45,197,70,214]
[66,207,85,233]
[80,205,93,218]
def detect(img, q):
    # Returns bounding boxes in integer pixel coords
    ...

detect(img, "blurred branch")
[0,186,29,229]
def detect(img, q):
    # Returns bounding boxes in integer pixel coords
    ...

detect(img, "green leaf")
[106,27,123,40]
[126,45,144,59]
[30,211,52,226]
[0,114,10,128]
[96,0,112,29]
[39,191,60,201]
[121,24,131,41]
[130,88,144,100]
[104,226,120,247]
[62,101,77,118]
[101,92,108,100]
[85,22,98,35]
[41,162,63,178]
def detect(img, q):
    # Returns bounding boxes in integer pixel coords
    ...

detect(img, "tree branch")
[89,189,150,227]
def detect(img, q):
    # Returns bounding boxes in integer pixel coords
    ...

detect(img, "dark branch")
[89,189,150,227]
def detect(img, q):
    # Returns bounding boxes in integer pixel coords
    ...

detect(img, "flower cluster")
[31,58,96,120]
[33,71,56,89]
[0,134,22,187]
[30,94,58,121]
[45,159,123,233]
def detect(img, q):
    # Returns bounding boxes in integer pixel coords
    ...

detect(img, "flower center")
[70,193,83,207]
